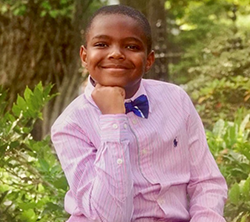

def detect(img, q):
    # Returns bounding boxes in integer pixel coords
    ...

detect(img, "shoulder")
[142,79,200,127]
[142,79,195,117]
[51,93,93,131]
[142,78,190,100]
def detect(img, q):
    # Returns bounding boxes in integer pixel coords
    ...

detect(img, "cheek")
[135,54,147,66]
[86,51,100,67]
[136,58,147,72]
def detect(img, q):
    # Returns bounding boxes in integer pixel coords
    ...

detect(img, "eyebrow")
[91,35,143,44]
[91,35,110,41]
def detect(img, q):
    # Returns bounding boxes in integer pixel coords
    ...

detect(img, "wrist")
[101,106,125,115]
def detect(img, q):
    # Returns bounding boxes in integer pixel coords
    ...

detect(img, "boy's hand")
[92,83,126,114]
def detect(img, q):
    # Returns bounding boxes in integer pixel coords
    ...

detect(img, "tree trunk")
[147,0,169,81]
[0,0,99,139]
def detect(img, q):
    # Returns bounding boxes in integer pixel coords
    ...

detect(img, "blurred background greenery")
[0,0,249,221]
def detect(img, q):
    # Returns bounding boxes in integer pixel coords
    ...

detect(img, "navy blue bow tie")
[125,95,149,119]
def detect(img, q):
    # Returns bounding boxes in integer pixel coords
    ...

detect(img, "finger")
[114,87,126,98]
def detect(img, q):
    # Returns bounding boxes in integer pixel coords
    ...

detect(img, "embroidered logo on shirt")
[173,138,178,147]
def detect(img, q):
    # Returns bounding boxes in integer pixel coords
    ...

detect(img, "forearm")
[52,114,134,222]
[86,141,134,221]
[188,167,227,222]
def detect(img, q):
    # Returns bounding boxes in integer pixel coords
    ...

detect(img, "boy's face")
[80,14,154,98]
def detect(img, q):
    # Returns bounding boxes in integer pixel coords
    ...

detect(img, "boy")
[51,5,227,222]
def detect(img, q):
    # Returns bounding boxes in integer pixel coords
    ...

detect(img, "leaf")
[0,191,8,204]
[24,87,33,102]
[12,95,26,116]
[43,83,55,102]
[9,141,20,149]
[41,10,47,17]
[212,119,225,137]
[45,202,62,212]
[0,184,9,193]
[242,176,250,197]
[240,114,250,133]
[38,158,50,172]
[20,209,37,222]
[49,10,59,18]
[33,84,43,106]
[13,5,27,16]
[41,1,51,10]
[60,0,68,4]
[19,202,36,210]
[53,176,68,190]
[0,144,7,157]
[229,183,241,205]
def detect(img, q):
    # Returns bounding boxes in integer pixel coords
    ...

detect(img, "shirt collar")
[84,75,151,113]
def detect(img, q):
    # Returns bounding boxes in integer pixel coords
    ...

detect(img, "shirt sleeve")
[51,114,134,222]
[184,94,228,222]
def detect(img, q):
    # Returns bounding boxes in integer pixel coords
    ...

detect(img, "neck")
[124,82,141,99]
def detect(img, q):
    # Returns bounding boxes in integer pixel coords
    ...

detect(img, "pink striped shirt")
[51,78,227,222]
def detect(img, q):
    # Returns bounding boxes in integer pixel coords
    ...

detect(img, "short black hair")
[85,5,152,53]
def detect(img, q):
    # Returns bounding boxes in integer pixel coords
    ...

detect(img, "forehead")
[87,14,146,43]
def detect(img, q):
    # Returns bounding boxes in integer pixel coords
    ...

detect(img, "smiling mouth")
[100,64,131,69]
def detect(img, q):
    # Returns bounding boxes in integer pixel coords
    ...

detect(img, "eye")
[94,42,108,48]
[126,44,140,50]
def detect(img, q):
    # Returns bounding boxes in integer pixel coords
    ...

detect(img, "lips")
[100,64,132,69]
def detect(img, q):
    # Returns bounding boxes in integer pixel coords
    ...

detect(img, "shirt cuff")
[99,114,130,142]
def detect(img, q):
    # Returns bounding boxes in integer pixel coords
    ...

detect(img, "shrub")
[206,110,250,221]
[0,83,68,222]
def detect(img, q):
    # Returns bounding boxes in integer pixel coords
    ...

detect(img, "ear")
[80,45,88,69]
[145,50,155,73]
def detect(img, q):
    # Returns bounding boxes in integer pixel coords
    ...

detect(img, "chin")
[100,81,127,88]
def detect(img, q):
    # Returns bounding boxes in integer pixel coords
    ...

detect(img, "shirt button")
[112,123,118,129]
[123,123,127,129]
[159,199,165,205]
[132,119,137,125]
[117,158,123,164]
[142,149,147,154]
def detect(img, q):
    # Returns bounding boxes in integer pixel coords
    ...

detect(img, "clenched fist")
[92,84,126,115]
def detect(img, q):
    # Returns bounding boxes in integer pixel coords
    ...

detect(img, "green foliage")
[0,0,74,18]
[207,110,250,221]
[185,31,250,126]
[0,0,106,18]
[0,83,68,222]
[167,0,250,126]
[168,0,250,83]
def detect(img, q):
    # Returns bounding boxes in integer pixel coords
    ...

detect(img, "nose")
[108,46,125,60]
